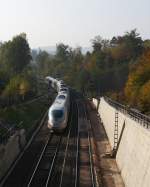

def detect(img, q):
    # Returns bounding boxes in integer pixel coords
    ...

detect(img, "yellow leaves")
[84,55,97,72]
[139,80,150,99]
[138,80,150,111]
[63,75,70,84]
[125,49,150,111]
[125,75,138,104]
[2,77,19,97]
[2,75,30,98]
[110,44,130,60]
[19,80,30,96]
[85,61,96,72]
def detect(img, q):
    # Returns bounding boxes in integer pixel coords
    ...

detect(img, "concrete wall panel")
[0,129,26,179]
[93,97,150,187]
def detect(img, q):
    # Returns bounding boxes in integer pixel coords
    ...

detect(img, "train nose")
[48,120,60,128]
[48,121,53,129]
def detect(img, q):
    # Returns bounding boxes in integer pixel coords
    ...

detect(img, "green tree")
[36,50,50,76]
[56,43,70,62]
[91,36,102,53]
[0,33,31,76]
[11,33,32,73]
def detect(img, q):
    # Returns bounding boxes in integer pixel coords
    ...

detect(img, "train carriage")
[46,76,70,132]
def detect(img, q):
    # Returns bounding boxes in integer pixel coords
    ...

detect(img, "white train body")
[46,76,70,132]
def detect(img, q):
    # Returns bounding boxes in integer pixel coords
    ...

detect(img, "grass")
[0,96,51,137]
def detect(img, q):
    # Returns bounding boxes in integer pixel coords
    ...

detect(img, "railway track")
[58,101,79,187]
[1,115,50,187]
[27,133,62,187]
[45,99,78,187]
[77,100,97,187]
[1,91,99,187]
[27,100,74,187]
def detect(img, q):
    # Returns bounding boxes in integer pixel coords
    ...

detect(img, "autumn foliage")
[125,49,150,113]
[34,30,150,113]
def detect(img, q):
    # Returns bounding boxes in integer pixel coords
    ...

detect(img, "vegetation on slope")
[0,96,49,138]
[125,49,150,113]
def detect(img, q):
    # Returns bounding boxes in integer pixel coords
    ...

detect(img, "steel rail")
[27,134,62,187]
[88,130,96,187]
[45,136,62,187]
[27,132,53,187]
[75,101,79,187]
[27,94,74,187]
[0,110,48,187]
[58,110,73,187]
[83,102,96,187]
[88,119,102,187]
[46,100,74,187]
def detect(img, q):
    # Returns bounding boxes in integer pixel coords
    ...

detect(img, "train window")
[60,84,66,87]
[52,110,63,118]
[60,89,67,92]
[58,95,66,99]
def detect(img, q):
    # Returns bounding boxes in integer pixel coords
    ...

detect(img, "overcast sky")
[0,0,150,48]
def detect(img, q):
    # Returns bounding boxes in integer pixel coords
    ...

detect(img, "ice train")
[46,76,70,132]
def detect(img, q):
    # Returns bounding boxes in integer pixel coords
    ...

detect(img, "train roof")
[50,94,68,109]
[50,101,65,112]
[46,76,59,83]
[57,94,67,100]
[58,90,68,95]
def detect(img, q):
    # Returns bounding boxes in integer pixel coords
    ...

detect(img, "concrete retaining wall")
[93,97,150,187]
[0,129,26,179]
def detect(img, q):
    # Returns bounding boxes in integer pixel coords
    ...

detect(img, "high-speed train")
[46,76,70,132]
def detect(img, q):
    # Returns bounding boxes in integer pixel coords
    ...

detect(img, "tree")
[138,80,150,112]
[11,33,32,73]
[144,40,150,49]
[36,50,50,76]
[0,33,32,76]
[111,29,143,61]
[19,79,30,100]
[56,43,70,62]
[125,49,150,109]
[91,36,102,53]
[2,75,31,104]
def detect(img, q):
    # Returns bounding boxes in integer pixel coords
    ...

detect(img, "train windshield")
[52,110,63,119]
[58,95,66,99]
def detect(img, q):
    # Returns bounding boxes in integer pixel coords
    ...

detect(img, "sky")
[0,0,150,48]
